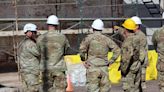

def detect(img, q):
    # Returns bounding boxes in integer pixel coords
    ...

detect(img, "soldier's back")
[136,30,147,46]
[86,32,113,58]
[121,34,140,72]
[37,31,68,69]
[18,38,40,72]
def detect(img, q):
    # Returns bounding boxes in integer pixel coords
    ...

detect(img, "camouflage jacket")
[152,26,164,60]
[117,27,147,64]
[120,33,141,75]
[135,30,148,66]
[79,31,120,66]
[18,37,40,74]
[37,31,70,71]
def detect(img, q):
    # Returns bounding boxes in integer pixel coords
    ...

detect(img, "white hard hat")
[91,19,104,30]
[46,15,59,25]
[131,16,142,24]
[23,23,37,33]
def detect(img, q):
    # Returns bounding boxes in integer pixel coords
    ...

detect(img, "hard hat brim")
[122,24,137,30]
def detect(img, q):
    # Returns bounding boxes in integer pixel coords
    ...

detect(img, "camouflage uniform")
[152,26,164,92]
[80,31,120,92]
[18,37,40,92]
[120,33,141,92]
[116,27,148,91]
[135,30,148,91]
[37,31,70,92]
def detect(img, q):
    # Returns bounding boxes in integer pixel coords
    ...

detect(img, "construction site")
[0,0,164,92]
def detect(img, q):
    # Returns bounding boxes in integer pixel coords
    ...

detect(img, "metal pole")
[77,0,83,32]
[76,0,84,50]
[111,0,114,29]
[0,17,164,22]
[14,0,21,81]
[136,0,139,16]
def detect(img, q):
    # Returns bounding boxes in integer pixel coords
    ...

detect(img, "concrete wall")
[0,0,123,65]
[0,0,124,30]
[0,0,163,66]
[0,0,123,18]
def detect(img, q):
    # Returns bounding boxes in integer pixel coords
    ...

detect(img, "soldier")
[152,26,164,92]
[114,16,148,91]
[18,23,40,92]
[131,16,148,91]
[37,15,70,92]
[79,19,120,92]
[120,18,141,92]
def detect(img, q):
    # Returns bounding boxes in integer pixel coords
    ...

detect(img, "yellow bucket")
[64,54,82,64]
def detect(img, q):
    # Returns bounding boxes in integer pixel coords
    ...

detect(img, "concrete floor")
[68,81,160,92]
[0,72,160,92]
[145,80,160,92]
[0,73,21,92]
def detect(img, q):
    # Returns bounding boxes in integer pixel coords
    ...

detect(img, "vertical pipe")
[78,0,83,32]
[55,0,58,16]
[111,0,114,30]
[14,0,21,81]
[77,0,83,50]
[15,1,18,32]
[136,0,139,16]
[162,0,164,25]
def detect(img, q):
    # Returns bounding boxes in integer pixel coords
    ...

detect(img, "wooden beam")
[0,29,113,37]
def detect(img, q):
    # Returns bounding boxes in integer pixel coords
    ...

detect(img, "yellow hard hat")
[122,18,137,30]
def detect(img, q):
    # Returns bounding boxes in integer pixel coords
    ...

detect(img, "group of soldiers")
[18,14,164,92]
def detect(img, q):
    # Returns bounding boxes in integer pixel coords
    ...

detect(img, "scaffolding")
[0,0,163,72]
[0,1,164,90]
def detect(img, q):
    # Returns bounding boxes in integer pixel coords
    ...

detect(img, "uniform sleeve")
[140,46,148,68]
[107,38,121,64]
[36,35,44,53]
[140,38,148,82]
[139,37,147,62]
[27,43,40,57]
[120,42,133,74]
[79,36,90,61]
[64,37,71,54]
[36,35,45,71]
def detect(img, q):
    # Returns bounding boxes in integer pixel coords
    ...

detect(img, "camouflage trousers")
[86,66,110,92]
[41,70,67,92]
[141,65,147,91]
[141,56,148,90]
[157,58,164,92]
[21,71,41,92]
[122,70,141,92]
